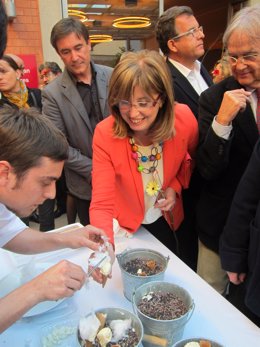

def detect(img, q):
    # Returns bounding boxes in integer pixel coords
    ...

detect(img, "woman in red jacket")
[90,50,198,257]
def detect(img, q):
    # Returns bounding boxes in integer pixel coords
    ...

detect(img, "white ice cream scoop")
[79,314,100,342]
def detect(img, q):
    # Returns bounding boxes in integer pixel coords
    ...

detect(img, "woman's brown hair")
[109,49,175,143]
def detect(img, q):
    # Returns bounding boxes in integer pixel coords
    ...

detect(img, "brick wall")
[5,0,43,68]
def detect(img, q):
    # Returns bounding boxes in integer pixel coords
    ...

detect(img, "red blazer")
[90,103,198,243]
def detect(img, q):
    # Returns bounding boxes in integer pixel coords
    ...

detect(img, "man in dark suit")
[196,5,260,295]
[42,18,112,226]
[156,5,212,119]
[156,6,212,270]
[220,138,260,327]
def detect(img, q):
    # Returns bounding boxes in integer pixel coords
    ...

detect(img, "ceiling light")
[68,4,87,9]
[68,9,88,22]
[90,34,113,43]
[91,4,111,9]
[112,17,151,29]
[86,12,102,15]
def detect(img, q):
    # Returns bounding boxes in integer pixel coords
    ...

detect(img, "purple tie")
[257,89,260,134]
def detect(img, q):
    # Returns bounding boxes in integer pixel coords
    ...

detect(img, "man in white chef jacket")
[0,105,110,332]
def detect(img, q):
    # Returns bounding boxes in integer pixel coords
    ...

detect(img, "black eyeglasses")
[171,26,203,40]
[118,95,161,113]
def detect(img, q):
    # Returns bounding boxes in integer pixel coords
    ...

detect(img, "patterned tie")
[257,89,260,134]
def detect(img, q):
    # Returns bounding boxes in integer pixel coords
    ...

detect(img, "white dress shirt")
[168,58,209,95]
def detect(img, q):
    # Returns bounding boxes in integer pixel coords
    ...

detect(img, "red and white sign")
[18,54,39,88]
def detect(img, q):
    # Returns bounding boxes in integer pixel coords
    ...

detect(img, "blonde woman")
[90,50,198,258]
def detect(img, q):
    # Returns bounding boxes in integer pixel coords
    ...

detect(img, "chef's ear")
[0,161,14,186]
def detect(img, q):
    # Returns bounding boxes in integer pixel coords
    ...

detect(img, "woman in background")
[0,55,41,109]
[211,56,232,84]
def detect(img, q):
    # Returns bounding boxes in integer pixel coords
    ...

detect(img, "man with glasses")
[156,6,212,119]
[196,5,260,303]
[156,6,212,271]
[39,61,62,88]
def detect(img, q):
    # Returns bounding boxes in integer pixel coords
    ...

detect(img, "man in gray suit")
[42,18,113,226]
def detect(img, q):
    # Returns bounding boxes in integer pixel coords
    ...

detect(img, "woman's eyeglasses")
[118,95,161,113]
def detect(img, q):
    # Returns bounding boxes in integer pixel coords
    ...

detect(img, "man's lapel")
[95,66,109,117]
[167,60,200,104]
[60,69,93,134]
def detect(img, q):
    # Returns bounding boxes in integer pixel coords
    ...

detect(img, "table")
[0,227,259,347]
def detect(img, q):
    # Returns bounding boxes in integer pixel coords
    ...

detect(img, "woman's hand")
[154,187,176,211]
[227,271,246,285]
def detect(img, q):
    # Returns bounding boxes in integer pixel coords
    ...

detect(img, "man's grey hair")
[223,5,260,49]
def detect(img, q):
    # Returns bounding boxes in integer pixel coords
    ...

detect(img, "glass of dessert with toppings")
[78,307,143,347]
[172,338,224,347]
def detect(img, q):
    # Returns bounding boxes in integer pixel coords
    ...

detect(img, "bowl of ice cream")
[77,307,143,347]
[172,338,224,347]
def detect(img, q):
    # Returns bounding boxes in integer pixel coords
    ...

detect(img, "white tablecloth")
[0,227,259,347]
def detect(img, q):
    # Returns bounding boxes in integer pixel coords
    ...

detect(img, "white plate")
[24,297,65,317]
[0,262,65,317]
[0,223,87,318]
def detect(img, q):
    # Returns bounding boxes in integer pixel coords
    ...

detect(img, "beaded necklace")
[129,137,165,224]
[129,137,163,174]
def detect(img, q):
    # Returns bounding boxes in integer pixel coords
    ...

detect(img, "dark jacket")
[220,139,260,316]
[166,58,213,119]
[196,76,259,253]
[0,87,42,110]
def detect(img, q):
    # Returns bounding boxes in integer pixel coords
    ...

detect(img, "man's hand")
[216,89,251,126]
[0,260,87,333]
[57,225,108,251]
[31,260,86,302]
[4,225,109,255]
[90,242,115,286]
[227,271,246,285]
